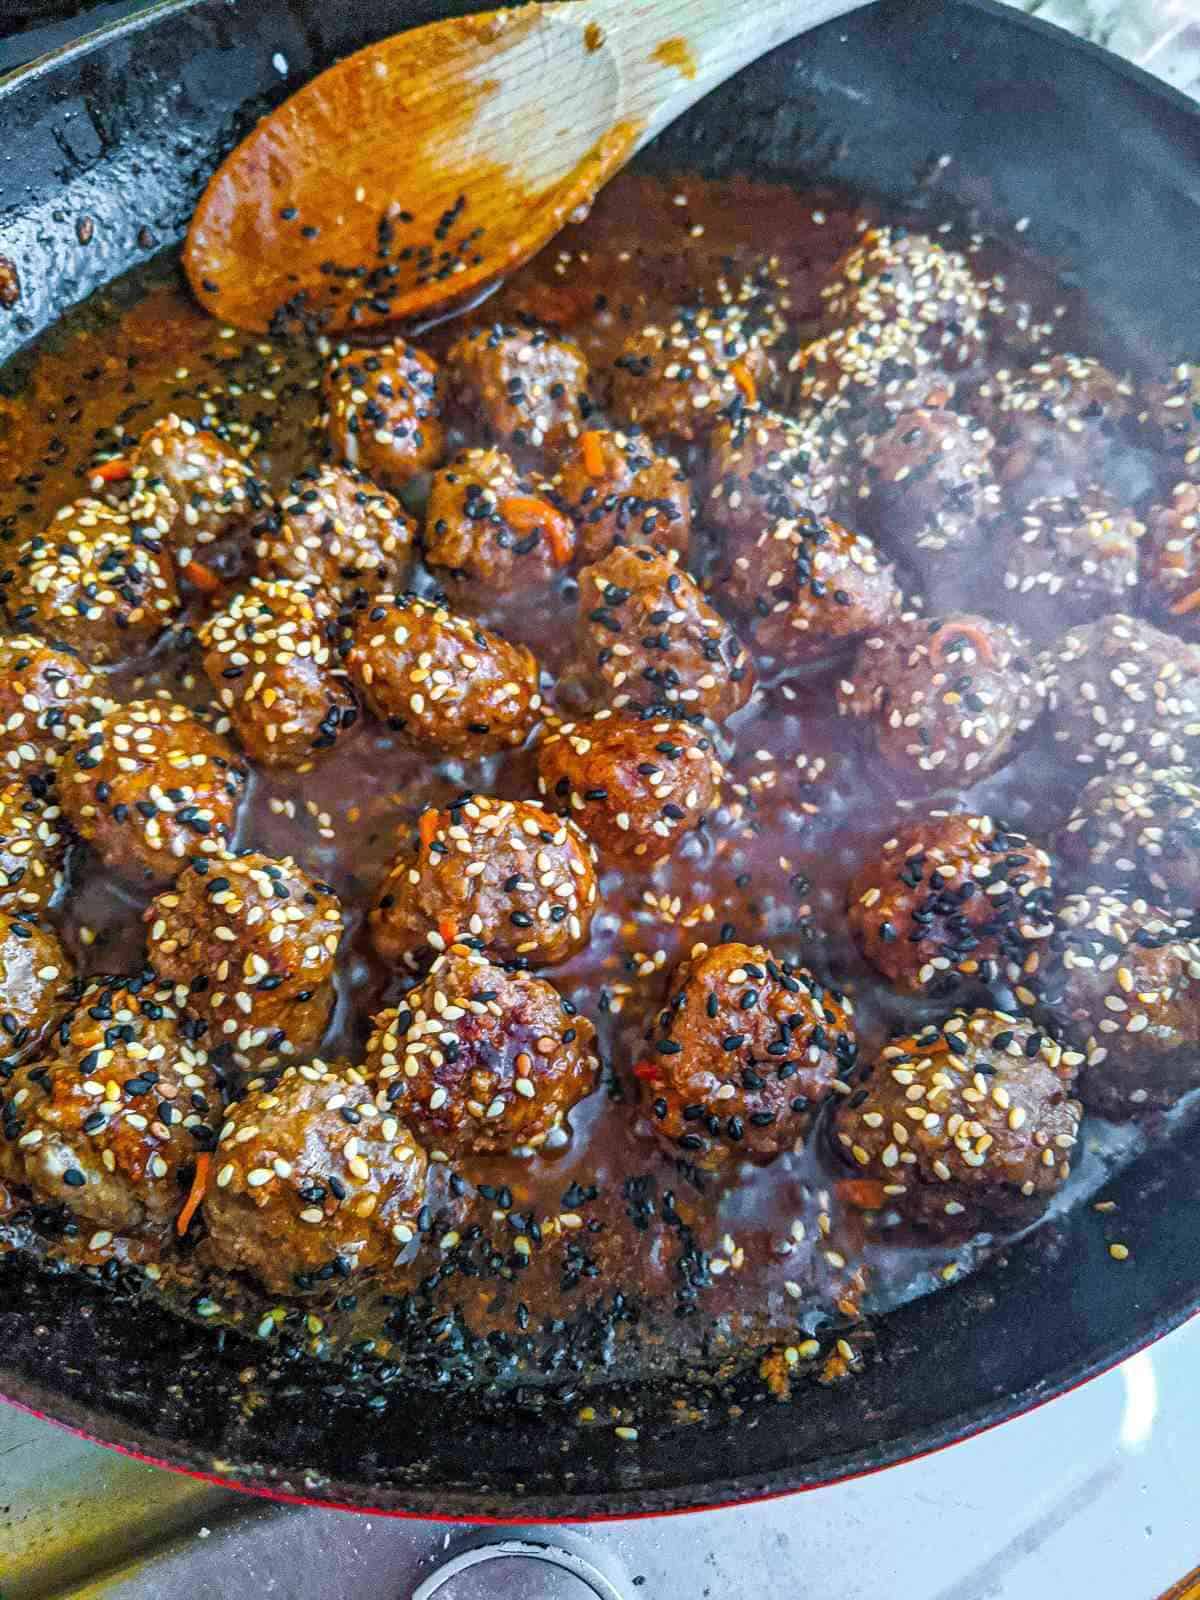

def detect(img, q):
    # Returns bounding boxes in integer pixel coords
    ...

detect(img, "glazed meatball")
[204,1059,427,1294]
[791,321,958,424]
[2,499,179,665]
[127,413,270,565]
[0,780,68,916]
[323,338,444,488]
[999,490,1144,636]
[848,407,999,577]
[1054,768,1200,907]
[255,464,416,604]
[147,851,342,1073]
[848,814,1054,997]
[344,593,541,757]
[0,912,71,1066]
[1039,613,1200,774]
[424,446,573,590]
[574,544,754,723]
[370,796,597,969]
[833,1010,1080,1230]
[1141,479,1200,633]
[554,428,691,564]
[536,710,722,865]
[704,408,845,539]
[722,513,903,667]
[60,700,246,887]
[200,578,357,769]
[446,322,588,455]
[837,614,1043,786]
[1024,890,1200,1117]
[365,948,598,1159]
[1138,362,1199,470]
[0,636,106,779]
[638,941,855,1170]
[0,972,218,1236]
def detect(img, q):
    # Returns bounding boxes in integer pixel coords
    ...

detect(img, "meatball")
[255,464,416,604]
[127,413,271,565]
[722,513,903,667]
[608,302,774,443]
[1054,768,1200,907]
[847,407,999,577]
[1000,490,1144,636]
[0,912,71,1066]
[704,408,845,540]
[837,614,1043,786]
[1039,613,1200,774]
[424,446,573,590]
[791,321,958,424]
[833,1010,1080,1230]
[445,322,588,455]
[147,851,342,1073]
[370,796,597,969]
[574,544,754,722]
[365,948,598,1158]
[0,636,106,780]
[536,710,722,866]
[1141,479,1200,633]
[1024,890,1200,1117]
[200,578,357,770]
[345,593,541,757]
[323,338,444,489]
[205,1059,427,1294]
[2,499,179,665]
[0,972,218,1236]
[638,940,855,1170]
[848,814,1054,997]
[60,700,246,887]
[554,428,691,564]
[1138,362,1199,469]
[0,780,68,917]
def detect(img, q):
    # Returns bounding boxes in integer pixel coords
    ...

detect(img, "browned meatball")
[147,851,342,1073]
[344,592,542,757]
[1138,362,1199,469]
[848,407,999,576]
[833,1010,1080,1230]
[0,636,106,780]
[722,513,903,667]
[204,1059,427,1294]
[2,499,179,664]
[608,303,774,443]
[536,710,722,866]
[574,544,754,723]
[791,321,958,423]
[1039,613,1200,774]
[424,446,573,590]
[837,614,1043,786]
[999,490,1144,637]
[446,323,588,455]
[554,428,691,564]
[1054,768,1200,907]
[0,972,218,1237]
[1141,479,1200,634]
[60,700,246,887]
[323,338,444,489]
[704,408,845,539]
[127,413,271,565]
[365,948,598,1159]
[370,796,597,970]
[0,780,68,917]
[255,464,416,604]
[637,941,856,1170]
[1023,890,1200,1117]
[0,912,71,1066]
[200,578,357,770]
[848,815,1054,997]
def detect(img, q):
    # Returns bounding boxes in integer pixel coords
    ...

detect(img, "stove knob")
[412,1532,628,1600]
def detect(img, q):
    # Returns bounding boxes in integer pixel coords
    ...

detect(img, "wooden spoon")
[184,0,869,336]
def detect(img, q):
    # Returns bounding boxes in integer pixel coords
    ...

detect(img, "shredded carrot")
[437,915,458,947]
[1170,585,1200,616]
[419,808,441,851]
[91,456,131,484]
[729,359,757,407]
[182,559,222,595]
[632,1059,659,1081]
[838,1179,888,1210]
[176,1152,211,1237]
[928,621,995,669]
[499,495,576,566]
[580,430,608,479]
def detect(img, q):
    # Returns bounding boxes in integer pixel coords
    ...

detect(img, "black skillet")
[0,0,1197,1520]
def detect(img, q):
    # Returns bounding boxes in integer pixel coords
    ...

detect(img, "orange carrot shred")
[182,559,222,595]
[437,915,458,946]
[729,359,757,407]
[177,1152,211,1237]
[499,496,576,566]
[928,621,995,669]
[632,1059,659,1081]
[580,430,607,479]
[91,457,131,484]
[419,809,441,851]
[838,1179,888,1210]
[1170,586,1200,616]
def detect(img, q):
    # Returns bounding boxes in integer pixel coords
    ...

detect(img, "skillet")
[0,0,1197,1520]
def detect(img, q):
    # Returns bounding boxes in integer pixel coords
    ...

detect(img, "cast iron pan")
[0,0,1198,1520]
